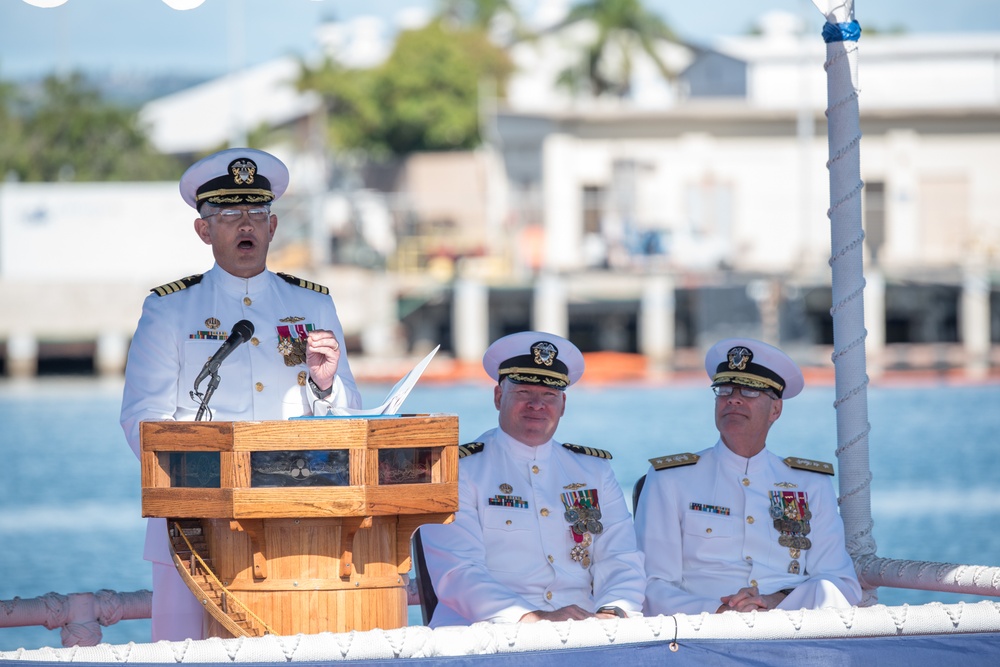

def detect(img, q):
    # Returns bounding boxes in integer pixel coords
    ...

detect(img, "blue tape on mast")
[822,21,862,43]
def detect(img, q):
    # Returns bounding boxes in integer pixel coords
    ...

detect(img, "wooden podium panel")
[141,415,458,637]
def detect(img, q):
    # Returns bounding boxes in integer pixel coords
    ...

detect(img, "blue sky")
[2,0,999,79]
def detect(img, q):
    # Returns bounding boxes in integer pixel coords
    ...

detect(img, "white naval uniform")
[636,440,861,616]
[421,427,645,627]
[120,264,362,640]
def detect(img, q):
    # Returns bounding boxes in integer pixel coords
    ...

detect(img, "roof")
[139,57,321,155]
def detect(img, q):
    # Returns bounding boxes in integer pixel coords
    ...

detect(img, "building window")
[582,185,605,235]
[919,175,969,264]
[863,180,886,262]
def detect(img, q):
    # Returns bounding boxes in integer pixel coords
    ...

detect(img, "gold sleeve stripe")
[562,443,613,459]
[783,457,835,475]
[277,272,330,295]
[459,442,485,459]
[151,274,203,297]
[649,453,700,470]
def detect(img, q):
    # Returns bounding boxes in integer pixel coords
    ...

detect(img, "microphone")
[194,319,255,391]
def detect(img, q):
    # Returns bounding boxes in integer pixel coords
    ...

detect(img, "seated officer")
[635,337,861,615]
[421,331,645,625]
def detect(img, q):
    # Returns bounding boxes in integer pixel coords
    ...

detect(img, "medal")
[560,488,601,569]
[276,323,314,367]
[500,483,513,494]
[771,491,812,554]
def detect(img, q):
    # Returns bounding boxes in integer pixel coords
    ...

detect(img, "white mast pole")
[809,0,878,605]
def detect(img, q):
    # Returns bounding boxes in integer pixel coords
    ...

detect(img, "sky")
[2,0,999,80]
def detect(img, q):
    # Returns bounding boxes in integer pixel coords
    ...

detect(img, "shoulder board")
[150,274,203,297]
[649,453,700,471]
[458,442,485,459]
[783,457,835,476]
[562,443,612,460]
[277,272,329,295]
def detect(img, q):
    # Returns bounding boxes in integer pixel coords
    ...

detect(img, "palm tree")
[554,0,679,98]
[436,0,528,42]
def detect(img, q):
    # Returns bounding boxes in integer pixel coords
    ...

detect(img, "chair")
[411,527,439,625]
[632,474,647,518]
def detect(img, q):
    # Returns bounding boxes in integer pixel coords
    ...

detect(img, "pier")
[1,268,996,382]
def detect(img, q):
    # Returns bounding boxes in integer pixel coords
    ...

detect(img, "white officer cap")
[704,337,804,399]
[483,331,585,390]
[179,147,289,210]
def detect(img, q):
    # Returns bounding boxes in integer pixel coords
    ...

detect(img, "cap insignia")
[727,346,753,371]
[532,341,558,366]
[229,158,257,185]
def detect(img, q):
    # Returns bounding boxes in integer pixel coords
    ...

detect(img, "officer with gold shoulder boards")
[635,338,860,615]
[421,332,645,626]
[120,148,362,642]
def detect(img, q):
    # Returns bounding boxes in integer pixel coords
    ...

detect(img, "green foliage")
[0,73,183,182]
[300,21,512,156]
[557,0,678,98]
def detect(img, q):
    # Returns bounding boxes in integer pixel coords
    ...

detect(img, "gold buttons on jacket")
[243,297,252,306]
[255,382,264,392]
[251,337,260,346]
[532,465,540,474]
[746,516,755,524]
[750,579,758,588]
[742,478,750,486]
[705,528,712,534]
[545,591,552,601]
[505,520,512,526]
[540,508,550,517]
[548,555,554,563]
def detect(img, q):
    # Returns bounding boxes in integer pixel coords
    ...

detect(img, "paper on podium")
[324,345,440,417]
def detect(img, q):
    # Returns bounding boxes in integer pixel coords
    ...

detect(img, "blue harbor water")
[2,376,999,650]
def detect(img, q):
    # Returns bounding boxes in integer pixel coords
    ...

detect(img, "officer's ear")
[194,217,212,245]
[768,398,783,424]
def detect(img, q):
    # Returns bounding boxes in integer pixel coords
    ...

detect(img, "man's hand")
[520,605,594,623]
[717,586,788,613]
[305,329,342,392]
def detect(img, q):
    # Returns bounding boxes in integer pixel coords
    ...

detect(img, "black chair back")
[412,527,439,625]
[632,473,648,517]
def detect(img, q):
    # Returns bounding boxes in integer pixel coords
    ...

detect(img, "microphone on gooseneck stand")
[191,319,255,421]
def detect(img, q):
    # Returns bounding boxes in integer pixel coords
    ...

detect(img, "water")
[2,377,999,650]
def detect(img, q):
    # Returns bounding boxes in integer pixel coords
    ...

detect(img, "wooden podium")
[139,415,458,637]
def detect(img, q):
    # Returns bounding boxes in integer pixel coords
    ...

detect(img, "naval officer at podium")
[120,148,362,641]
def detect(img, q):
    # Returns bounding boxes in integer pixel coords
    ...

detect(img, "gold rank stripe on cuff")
[783,457,835,475]
[458,442,485,459]
[277,272,329,295]
[649,453,700,471]
[150,274,203,297]
[562,443,612,459]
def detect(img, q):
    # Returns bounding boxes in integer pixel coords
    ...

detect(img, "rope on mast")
[810,0,879,605]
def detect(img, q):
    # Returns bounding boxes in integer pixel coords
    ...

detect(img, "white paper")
[324,345,440,416]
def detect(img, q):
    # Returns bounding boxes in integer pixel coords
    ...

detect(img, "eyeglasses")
[204,207,271,224]
[713,385,776,399]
